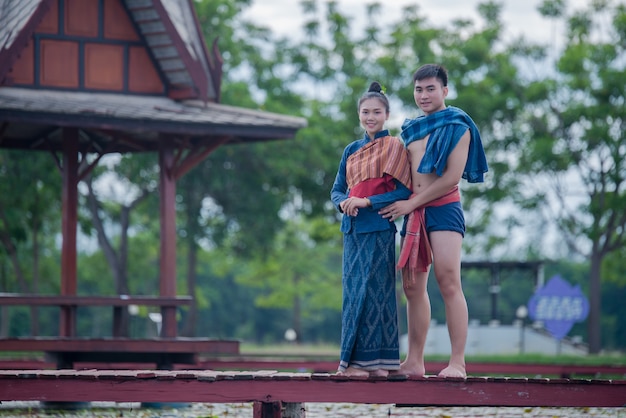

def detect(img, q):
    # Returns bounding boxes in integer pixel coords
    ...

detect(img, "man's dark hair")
[413,64,448,87]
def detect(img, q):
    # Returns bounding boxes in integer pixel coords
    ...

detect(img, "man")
[379,64,488,378]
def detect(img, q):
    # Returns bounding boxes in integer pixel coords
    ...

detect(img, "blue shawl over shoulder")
[400,106,488,183]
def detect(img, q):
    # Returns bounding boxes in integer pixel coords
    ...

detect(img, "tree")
[188,0,542,341]
[234,218,342,343]
[80,154,159,336]
[514,0,626,353]
[0,150,61,334]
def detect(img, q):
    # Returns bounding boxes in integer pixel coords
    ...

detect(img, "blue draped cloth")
[338,229,400,372]
[401,106,488,183]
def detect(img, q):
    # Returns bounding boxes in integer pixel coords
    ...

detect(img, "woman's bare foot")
[438,363,466,378]
[336,366,369,377]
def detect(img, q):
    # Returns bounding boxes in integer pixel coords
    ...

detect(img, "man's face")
[413,77,448,115]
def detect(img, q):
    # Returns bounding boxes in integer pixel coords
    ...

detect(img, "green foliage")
[1,0,625,351]
[537,0,566,18]
[232,218,342,342]
[0,150,61,293]
[504,0,625,352]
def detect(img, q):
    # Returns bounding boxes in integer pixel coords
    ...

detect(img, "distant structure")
[401,321,587,356]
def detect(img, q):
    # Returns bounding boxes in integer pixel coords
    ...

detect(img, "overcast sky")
[242,0,592,46]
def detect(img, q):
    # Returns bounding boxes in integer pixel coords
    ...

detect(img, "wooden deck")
[0,357,624,379]
[0,294,193,338]
[0,369,624,408]
[197,358,626,378]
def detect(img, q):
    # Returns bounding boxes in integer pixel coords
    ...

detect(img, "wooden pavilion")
[0,0,307,348]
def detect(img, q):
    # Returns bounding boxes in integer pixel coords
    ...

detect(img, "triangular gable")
[155,0,218,100]
[0,0,221,102]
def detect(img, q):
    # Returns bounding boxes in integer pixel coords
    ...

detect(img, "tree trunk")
[293,275,301,343]
[85,176,144,338]
[588,246,602,354]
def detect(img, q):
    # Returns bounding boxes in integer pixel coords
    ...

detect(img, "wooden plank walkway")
[3,358,624,379]
[0,369,624,408]
[196,358,626,378]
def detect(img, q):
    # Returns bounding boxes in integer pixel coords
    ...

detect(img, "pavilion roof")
[0,0,307,153]
[0,87,307,153]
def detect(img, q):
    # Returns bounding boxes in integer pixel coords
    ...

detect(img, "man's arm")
[380,130,470,220]
[367,179,412,209]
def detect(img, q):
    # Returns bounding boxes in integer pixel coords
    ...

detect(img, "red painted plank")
[0,358,623,382]
[0,338,239,354]
[0,295,192,306]
[0,370,623,407]
[198,358,626,378]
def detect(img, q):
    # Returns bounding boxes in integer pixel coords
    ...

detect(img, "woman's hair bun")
[368,81,384,94]
[358,81,389,112]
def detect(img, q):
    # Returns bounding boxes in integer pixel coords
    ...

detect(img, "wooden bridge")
[0,369,624,417]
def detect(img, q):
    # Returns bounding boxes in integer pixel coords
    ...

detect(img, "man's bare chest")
[407,134,430,161]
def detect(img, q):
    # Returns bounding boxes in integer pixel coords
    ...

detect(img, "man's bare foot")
[397,361,426,378]
[368,369,389,377]
[438,363,466,378]
[336,366,369,377]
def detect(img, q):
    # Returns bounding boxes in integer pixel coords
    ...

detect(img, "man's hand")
[380,199,414,221]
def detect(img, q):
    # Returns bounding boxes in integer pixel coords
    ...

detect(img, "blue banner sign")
[528,274,589,340]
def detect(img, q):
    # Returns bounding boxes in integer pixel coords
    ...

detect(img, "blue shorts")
[401,201,465,237]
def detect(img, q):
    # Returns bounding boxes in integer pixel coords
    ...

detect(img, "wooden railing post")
[60,128,79,337]
[158,144,178,338]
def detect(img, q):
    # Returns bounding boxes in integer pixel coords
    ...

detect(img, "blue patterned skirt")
[338,229,400,372]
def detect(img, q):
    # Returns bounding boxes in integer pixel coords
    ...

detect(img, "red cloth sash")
[349,174,396,198]
[397,186,461,284]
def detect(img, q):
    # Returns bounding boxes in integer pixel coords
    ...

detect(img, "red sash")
[397,186,461,283]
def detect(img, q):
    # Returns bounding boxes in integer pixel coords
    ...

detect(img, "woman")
[330,81,412,377]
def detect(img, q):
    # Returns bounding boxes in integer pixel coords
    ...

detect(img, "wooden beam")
[158,144,178,338]
[0,370,623,407]
[0,338,239,354]
[173,137,229,181]
[0,294,192,306]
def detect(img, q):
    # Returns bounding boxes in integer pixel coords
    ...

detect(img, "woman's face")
[359,98,389,138]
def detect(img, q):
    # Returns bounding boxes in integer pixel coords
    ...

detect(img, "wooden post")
[60,128,79,337]
[158,143,177,338]
[253,401,282,418]
[252,401,306,418]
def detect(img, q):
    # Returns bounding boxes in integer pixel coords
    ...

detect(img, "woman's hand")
[379,199,414,221]
[340,197,370,216]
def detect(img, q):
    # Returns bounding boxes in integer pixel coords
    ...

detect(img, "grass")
[240,343,626,365]
[2,344,625,368]
[239,342,339,358]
